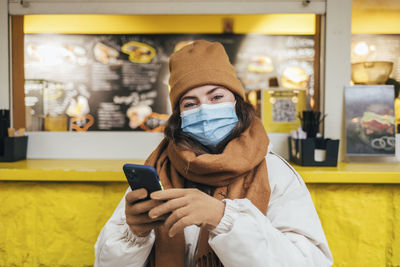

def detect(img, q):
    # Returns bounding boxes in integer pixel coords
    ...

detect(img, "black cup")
[0,110,10,138]
[301,120,320,138]
[299,110,322,138]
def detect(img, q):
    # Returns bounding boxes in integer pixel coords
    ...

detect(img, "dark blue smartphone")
[123,164,163,201]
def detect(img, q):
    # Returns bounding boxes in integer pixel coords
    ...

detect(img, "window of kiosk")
[19,14,318,133]
[344,1,400,158]
[7,3,336,159]
[351,3,400,130]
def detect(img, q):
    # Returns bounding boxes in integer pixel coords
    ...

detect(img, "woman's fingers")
[124,189,170,237]
[148,188,218,237]
[125,188,148,204]
[130,221,164,237]
[126,199,163,215]
[163,206,191,233]
[150,188,192,201]
[126,213,168,225]
[168,214,197,238]
[148,197,187,219]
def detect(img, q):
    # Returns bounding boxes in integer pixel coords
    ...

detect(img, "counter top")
[292,162,400,183]
[0,159,399,184]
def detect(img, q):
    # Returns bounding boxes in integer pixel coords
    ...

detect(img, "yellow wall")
[308,184,400,267]
[0,181,399,267]
[24,14,315,34]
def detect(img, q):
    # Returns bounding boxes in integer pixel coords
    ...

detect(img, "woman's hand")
[148,188,225,238]
[125,188,167,237]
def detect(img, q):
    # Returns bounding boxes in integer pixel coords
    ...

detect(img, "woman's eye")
[212,95,224,101]
[183,102,196,108]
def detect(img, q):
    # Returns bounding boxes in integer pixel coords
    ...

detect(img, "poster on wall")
[262,89,306,133]
[24,33,314,132]
[345,85,396,156]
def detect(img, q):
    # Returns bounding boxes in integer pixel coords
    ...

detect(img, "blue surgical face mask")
[180,101,238,148]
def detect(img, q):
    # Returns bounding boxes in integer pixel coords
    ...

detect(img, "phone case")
[123,164,163,200]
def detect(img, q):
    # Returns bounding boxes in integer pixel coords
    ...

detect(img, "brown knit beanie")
[168,40,245,110]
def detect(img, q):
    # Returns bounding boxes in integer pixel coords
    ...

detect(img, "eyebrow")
[180,86,223,104]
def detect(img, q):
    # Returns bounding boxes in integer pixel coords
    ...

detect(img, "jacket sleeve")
[208,152,333,267]
[94,188,155,267]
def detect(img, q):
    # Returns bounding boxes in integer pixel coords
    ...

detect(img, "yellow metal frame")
[24,14,315,35]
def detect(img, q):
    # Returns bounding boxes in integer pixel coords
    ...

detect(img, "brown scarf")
[145,118,271,267]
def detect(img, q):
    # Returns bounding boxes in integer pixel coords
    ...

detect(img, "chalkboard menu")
[24,34,314,131]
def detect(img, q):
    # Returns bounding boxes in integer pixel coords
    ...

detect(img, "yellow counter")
[1,159,399,267]
[0,159,399,183]
[0,159,143,182]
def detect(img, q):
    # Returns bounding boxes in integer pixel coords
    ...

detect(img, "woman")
[94,40,333,267]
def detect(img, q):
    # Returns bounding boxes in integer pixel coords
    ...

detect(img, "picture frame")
[345,85,396,156]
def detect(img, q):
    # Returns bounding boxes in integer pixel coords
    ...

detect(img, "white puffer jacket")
[94,146,333,267]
